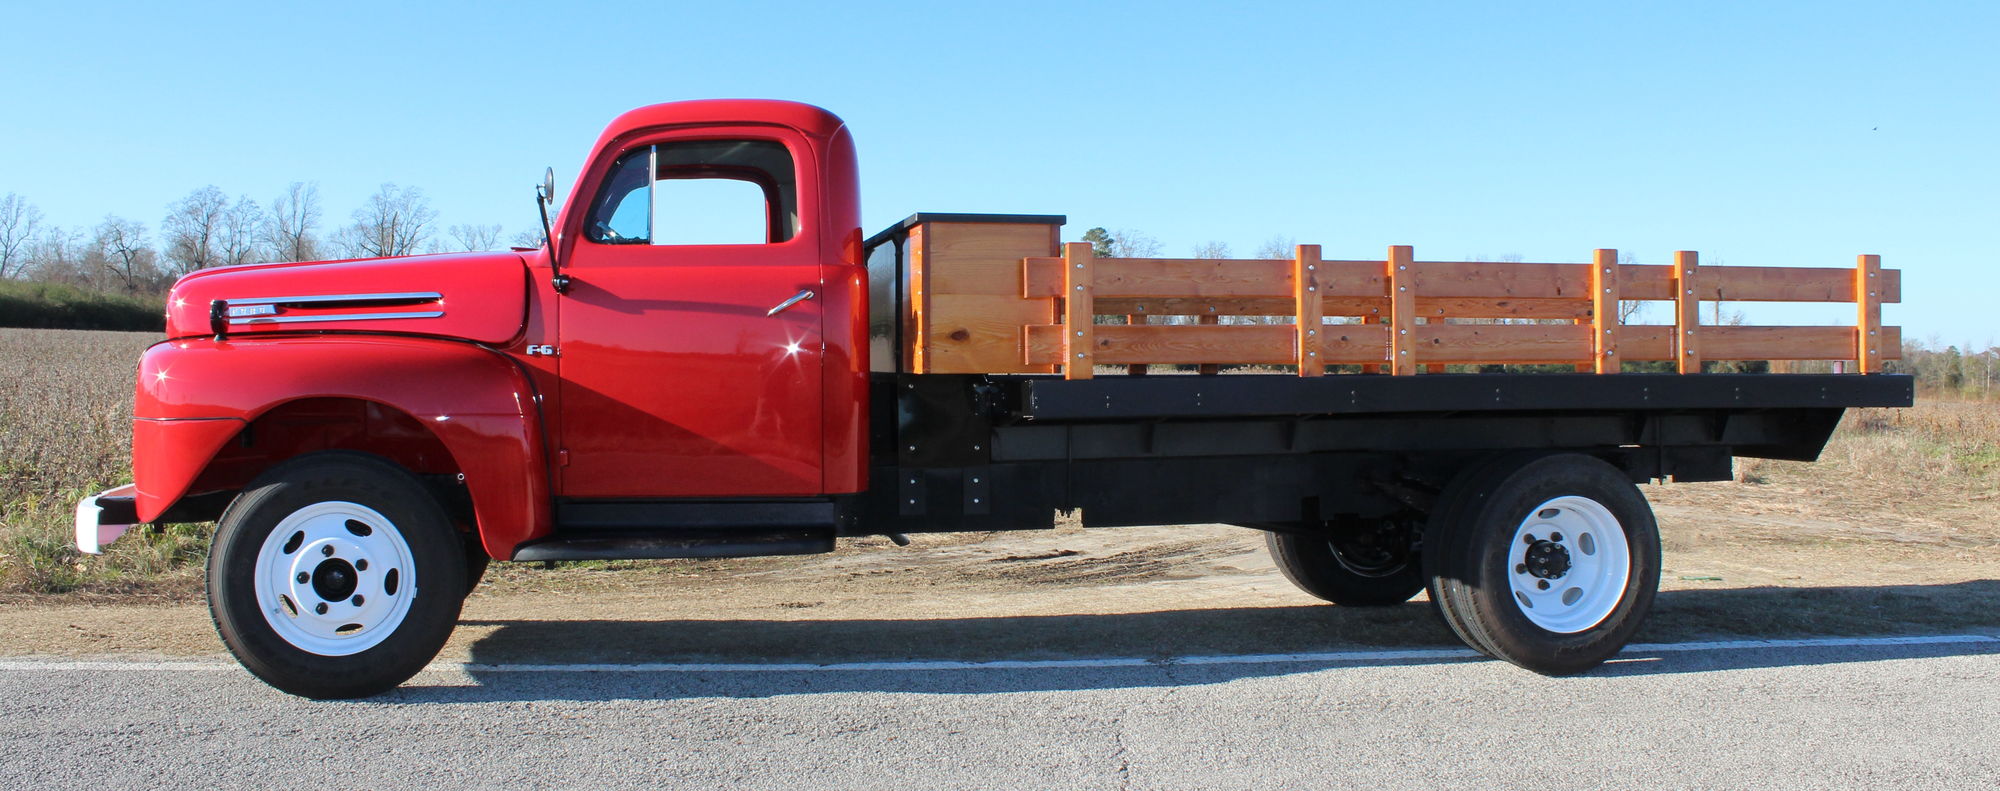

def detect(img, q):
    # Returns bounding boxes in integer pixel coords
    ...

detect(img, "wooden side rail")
[1021,258,1904,305]
[1018,246,1903,379]
[1020,323,1904,367]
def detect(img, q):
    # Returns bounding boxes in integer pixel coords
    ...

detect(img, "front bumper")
[75,484,139,554]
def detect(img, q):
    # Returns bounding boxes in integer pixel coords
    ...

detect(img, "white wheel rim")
[252,501,417,656]
[1505,496,1631,633]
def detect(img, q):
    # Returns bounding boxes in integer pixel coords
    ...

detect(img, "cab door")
[555,131,824,497]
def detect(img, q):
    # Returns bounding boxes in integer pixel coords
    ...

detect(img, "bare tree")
[1192,241,1230,259]
[93,216,159,293]
[1254,236,1297,260]
[509,228,545,249]
[1105,229,1161,258]
[1616,251,1646,323]
[26,225,85,284]
[219,195,265,267]
[162,186,228,277]
[1,193,44,279]
[1075,227,1163,259]
[264,182,323,262]
[447,223,503,252]
[1239,238,1309,326]
[335,183,437,258]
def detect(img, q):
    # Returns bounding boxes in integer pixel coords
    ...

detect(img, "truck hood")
[164,252,529,346]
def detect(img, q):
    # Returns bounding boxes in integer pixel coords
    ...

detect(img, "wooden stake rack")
[1014,244,1901,380]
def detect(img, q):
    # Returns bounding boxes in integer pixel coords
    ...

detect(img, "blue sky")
[2,1,1993,345]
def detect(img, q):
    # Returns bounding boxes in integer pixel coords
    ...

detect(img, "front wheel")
[207,452,466,698]
[1426,453,1661,675]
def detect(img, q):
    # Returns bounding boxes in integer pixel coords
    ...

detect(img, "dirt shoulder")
[6,480,1995,663]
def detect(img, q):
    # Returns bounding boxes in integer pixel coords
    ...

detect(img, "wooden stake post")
[1125,313,1147,376]
[1197,314,1221,375]
[1593,248,1620,374]
[1063,242,1094,380]
[1294,245,1323,376]
[1856,254,1882,373]
[1388,246,1416,376]
[1674,250,1700,373]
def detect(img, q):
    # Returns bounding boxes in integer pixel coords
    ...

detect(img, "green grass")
[0,281,164,332]
[2,488,209,597]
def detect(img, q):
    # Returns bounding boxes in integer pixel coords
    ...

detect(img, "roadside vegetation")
[2,325,1994,600]
[0,280,162,332]
[0,328,206,599]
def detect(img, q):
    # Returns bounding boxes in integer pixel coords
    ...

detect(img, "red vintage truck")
[76,100,1910,698]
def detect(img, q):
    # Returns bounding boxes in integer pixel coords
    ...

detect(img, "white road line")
[1,634,1993,675]
[1629,634,1999,653]
[0,661,235,672]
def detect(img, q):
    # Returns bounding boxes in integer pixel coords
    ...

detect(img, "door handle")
[767,289,815,317]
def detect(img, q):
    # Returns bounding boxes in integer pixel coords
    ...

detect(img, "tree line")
[0,186,532,296]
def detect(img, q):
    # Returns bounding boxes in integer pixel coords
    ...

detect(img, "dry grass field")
[2,326,1994,624]
[0,328,206,598]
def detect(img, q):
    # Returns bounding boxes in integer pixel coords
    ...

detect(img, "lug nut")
[314,602,329,615]
[355,559,368,571]
[351,595,365,606]
[296,572,310,584]
[1523,534,1537,545]
[1516,564,1528,574]
[1537,580,1550,590]
[1551,532,1564,542]
[321,545,334,556]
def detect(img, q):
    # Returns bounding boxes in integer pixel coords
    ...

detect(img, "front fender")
[136,336,552,558]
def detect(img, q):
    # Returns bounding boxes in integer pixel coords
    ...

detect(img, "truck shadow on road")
[392,580,2000,703]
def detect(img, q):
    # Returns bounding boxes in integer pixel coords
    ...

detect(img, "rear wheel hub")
[1524,540,1571,579]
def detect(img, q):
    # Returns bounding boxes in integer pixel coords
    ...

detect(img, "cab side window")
[585,139,799,246]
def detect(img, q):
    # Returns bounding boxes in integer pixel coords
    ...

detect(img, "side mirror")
[536,167,569,293]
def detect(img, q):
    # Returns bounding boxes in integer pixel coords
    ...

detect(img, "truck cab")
[542,101,868,502]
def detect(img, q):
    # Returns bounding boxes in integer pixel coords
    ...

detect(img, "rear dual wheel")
[1425,453,1661,674]
[208,452,467,699]
[1266,519,1425,607]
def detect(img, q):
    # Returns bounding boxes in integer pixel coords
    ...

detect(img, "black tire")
[1420,454,1530,658]
[1266,522,1425,606]
[463,538,490,596]
[207,451,467,698]
[1426,453,1661,675]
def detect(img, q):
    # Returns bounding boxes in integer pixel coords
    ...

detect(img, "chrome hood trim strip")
[230,310,446,326]
[227,291,442,306]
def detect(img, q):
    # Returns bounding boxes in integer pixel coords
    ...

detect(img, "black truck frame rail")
[857,372,1913,536]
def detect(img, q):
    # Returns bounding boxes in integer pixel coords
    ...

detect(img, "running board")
[510,528,834,562]
[555,498,837,530]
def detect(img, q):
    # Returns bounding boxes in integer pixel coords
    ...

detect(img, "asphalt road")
[4,637,1997,790]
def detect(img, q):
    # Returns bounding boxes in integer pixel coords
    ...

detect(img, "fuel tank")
[162,252,530,346]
